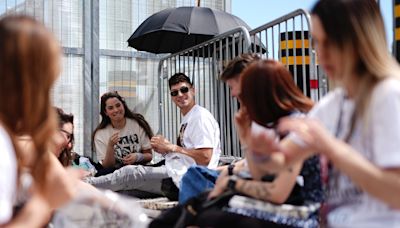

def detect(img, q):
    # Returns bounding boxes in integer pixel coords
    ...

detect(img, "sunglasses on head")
[170,86,189,97]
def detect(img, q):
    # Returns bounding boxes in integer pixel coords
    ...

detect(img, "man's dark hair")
[220,53,261,81]
[168,72,192,89]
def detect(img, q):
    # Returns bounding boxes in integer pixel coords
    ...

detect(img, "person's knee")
[117,165,137,176]
[114,165,147,180]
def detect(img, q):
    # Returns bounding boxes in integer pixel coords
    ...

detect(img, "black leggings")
[192,207,289,228]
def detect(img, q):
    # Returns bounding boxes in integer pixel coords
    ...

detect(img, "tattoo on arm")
[237,180,274,201]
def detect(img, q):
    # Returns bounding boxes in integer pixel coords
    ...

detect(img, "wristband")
[228,164,235,176]
[261,174,276,182]
[136,153,144,163]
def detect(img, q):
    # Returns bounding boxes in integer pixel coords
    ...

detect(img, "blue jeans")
[179,165,220,204]
[85,164,169,195]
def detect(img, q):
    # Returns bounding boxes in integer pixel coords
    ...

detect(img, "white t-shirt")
[94,118,152,167]
[165,105,221,188]
[176,104,221,169]
[0,125,17,225]
[306,78,400,227]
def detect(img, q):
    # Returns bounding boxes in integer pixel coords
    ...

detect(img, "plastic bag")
[164,153,196,188]
[52,189,150,228]
[72,155,98,177]
[78,157,97,176]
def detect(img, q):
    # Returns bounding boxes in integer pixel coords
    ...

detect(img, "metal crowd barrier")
[394,0,400,62]
[157,9,327,158]
[249,9,328,101]
[157,26,251,158]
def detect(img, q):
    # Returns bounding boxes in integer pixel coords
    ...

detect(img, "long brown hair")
[92,91,154,150]
[0,16,61,188]
[311,0,400,140]
[239,60,313,127]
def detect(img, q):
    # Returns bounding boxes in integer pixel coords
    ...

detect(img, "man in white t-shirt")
[85,73,221,196]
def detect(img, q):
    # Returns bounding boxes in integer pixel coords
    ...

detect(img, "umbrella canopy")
[127,6,252,54]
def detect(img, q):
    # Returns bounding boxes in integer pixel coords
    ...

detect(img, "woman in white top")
[238,0,400,227]
[92,91,154,175]
[0,15,78,227]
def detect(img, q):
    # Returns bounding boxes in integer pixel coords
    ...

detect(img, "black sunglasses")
[170,86,189,97]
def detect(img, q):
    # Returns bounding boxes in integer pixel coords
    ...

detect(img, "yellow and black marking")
[395,0,400,62]
[280,31,312,97]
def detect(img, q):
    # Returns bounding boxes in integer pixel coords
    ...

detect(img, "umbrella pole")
[192,55,196,85]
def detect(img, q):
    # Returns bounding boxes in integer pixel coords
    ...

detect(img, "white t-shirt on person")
[166,105,221,187]
[94,118,152,167]
[176,104,221,169]
[0,124,17,225]
[304,78,400,227]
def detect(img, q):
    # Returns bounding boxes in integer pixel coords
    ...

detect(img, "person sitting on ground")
[242,0,400,226]
[179,53,261,204]
[54,107,99,176]
[55,107,75,167]
[92,91,154,176]
[85,73,221,198]
[204,60,322,227]
[0,15,80,227]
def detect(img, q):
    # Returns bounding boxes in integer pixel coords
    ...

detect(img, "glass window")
[53,55,84,154]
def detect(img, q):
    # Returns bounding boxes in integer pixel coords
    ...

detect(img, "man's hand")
[150,135,174,154]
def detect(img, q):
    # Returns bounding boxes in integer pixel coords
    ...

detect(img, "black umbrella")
[127,6,252,54]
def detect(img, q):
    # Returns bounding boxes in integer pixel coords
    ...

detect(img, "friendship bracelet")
[228,164,235,176]
[136,153,144,163]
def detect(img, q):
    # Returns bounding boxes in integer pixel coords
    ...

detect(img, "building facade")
[0,0,231,156]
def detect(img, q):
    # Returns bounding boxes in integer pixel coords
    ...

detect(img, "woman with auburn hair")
[236,59,315,179]
[0,15,77,227]
[92,91,154,176]
[241,0,400,226]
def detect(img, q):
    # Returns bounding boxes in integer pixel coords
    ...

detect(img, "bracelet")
[136,153,144,163]
[261,174,276,182]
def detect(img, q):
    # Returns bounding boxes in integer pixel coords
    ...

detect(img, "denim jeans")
[179,165,220,204]
[85,165,169,195]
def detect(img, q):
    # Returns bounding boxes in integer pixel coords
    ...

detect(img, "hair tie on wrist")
[136,153,144,163]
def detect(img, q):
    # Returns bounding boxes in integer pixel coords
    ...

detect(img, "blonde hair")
[0,15,61,188]
[312,0,400,140]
